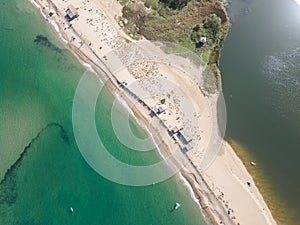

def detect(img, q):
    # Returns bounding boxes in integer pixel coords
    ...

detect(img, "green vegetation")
[145,0,160,10]
[119,0,230,92]
[191,14,222,46]
[160,0,191,10]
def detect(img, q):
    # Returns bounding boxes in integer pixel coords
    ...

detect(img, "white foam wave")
[81,61,97,74]
[178,172,201,207]
[115,94,134,116]
[48,19,68,44]
[29,0,207,191]
[29,0,68,44]
[139,125,165,159]
[29,0,41,10]
[114,93,168,159]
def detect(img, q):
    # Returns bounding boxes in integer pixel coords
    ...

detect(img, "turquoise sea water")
[0,0,206,224]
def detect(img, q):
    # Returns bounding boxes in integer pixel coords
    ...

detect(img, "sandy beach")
[29,0,277,224]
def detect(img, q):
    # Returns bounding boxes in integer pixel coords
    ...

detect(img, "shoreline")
[28,0,277,224]
[226,138,292,225]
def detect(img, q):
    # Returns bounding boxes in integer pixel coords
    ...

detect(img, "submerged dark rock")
[34,34,62,53]
[0,123,69,205]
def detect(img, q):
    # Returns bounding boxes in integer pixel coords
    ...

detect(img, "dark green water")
[221,0,300,224]
[0,0,206,224]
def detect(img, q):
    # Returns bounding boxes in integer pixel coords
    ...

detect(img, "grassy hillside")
[118,0,230,92]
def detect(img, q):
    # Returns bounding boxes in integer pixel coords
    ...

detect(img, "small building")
[169,126,181,136]
[171,126,180,134]
[177,130,193,146]
[200,37,207,44]
[196,37,207,48]
[65,5,79,22]
[182,144,194,153]
[157,104,167,114]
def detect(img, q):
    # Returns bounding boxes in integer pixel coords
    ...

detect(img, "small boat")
[70,207,74,213]
[250,161,256,166]
[174,203,180,210]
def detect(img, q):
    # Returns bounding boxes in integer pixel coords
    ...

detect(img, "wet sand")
[28,0,277,224]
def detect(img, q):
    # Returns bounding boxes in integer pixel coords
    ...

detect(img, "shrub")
[160,0,190,10]
[145,0,160,10]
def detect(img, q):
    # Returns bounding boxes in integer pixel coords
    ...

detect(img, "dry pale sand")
[203,142,277,225]
[30,0,277,224]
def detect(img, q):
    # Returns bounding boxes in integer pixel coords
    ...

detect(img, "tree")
[203,14,222,42]
[160,0,190,10]
[191,30,201,43]
[190,14,222,48]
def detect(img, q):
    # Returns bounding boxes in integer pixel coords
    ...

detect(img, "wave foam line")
[114,94,167,160]
[115,94,134,116]
[29,0,68,43]
[30,0,168,181]
[179,172,201,207]
[81,61,97,74]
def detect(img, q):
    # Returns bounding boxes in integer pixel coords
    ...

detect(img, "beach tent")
[158,104,167,113]
[171,126,180,134]
[65,5,79,22]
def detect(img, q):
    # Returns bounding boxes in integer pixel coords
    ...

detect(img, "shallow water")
[221,0,300,224]
[0,0,206,224]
